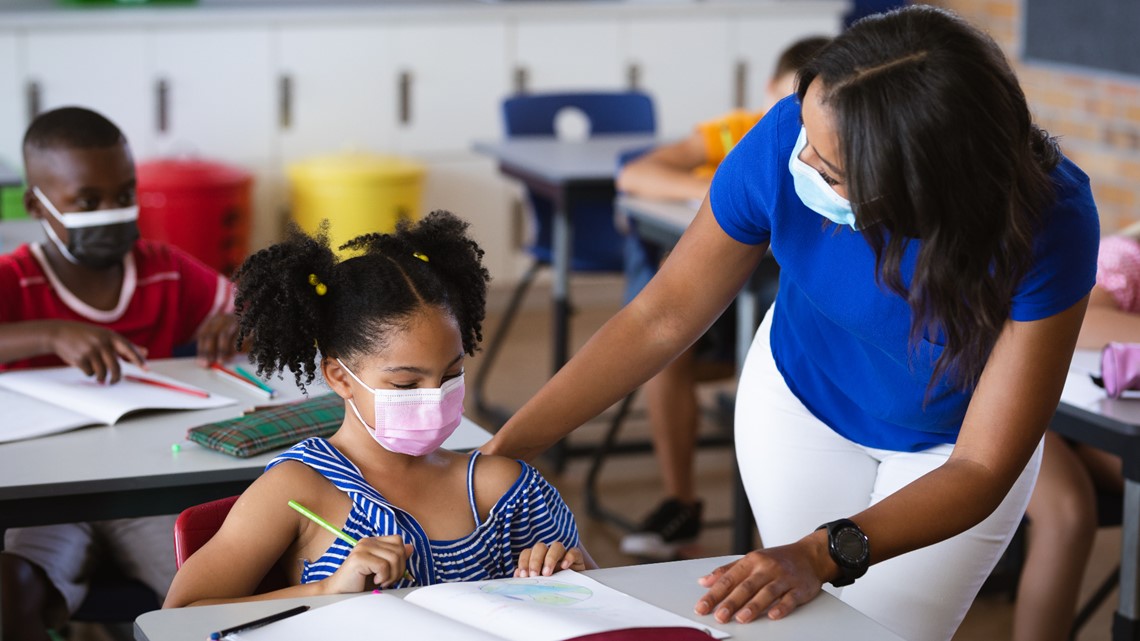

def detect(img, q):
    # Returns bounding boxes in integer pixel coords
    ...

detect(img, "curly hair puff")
[233,210,489,392]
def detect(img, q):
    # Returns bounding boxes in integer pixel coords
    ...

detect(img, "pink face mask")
[336,358,465,456]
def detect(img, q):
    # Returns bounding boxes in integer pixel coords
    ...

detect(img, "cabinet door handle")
[26,80,41,123]
[398,71,412,126]
[279,74,293,130]
[734,59,748,109]
[512,66,529,94]
[156,78,170,133]
[626,62,641,91]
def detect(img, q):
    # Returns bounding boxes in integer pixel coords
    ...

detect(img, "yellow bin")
[288,152,426,253]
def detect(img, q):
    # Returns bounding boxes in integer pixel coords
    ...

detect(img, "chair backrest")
[502,92,656,272]
[502,91,655,137]
[174,494,288,593]
[174,495,240,568]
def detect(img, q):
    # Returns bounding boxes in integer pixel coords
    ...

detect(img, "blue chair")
[472,92,656,425]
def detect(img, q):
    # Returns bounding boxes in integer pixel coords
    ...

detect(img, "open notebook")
[0,363,235,443]
[228,570,729,641]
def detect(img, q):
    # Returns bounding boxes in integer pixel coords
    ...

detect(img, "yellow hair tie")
[413,252,429,263]
[308,273,328,296]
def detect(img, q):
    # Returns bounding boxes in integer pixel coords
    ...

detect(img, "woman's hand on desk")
[322,535,414,594]
[195,312,240,366]
[44,320,147,384]
[695,534,832,624]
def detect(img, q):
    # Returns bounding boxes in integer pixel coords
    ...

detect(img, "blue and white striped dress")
[266,437,580,588]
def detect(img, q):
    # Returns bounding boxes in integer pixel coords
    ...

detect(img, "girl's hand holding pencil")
[324,534,415,594]
[287,500,415,593]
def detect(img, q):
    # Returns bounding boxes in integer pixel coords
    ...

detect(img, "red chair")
[173,495,287,592]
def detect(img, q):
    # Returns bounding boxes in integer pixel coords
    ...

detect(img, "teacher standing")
[482,6,1099,641]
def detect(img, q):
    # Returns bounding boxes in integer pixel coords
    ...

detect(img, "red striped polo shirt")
[0,240,234,371]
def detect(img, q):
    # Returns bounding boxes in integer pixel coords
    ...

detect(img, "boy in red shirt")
[0,106,238,639]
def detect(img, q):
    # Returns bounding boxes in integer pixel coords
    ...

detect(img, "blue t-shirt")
[711,97,1100,452]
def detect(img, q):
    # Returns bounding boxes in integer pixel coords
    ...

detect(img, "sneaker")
[620,498,703,560]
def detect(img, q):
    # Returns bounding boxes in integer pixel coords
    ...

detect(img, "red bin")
[136,158,253,276]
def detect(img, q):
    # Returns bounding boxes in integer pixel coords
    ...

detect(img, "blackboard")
[1024,0,1140,77]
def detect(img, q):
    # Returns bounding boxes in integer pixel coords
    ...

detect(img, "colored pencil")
[233,365,277,396]
[210,363,275,399]
[287,500,414,584]
[123,374,210,399]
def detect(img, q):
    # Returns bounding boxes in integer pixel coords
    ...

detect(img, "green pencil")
[234,365,277,397]
[287,500,414,583]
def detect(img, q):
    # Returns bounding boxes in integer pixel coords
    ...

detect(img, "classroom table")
[472,135,655,427]
[133,555,907,641]
[614,195,776,372]
[0,358,492,534]
[1055,349,1140,641]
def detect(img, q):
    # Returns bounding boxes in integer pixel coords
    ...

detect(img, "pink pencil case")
[1098,342,1140,398]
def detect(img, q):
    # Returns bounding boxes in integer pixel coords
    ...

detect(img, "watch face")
[835,528,868,564]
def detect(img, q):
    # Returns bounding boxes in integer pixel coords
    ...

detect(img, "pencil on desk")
[210,363,276,399]
[233,365,277,397]
[207,605,310,640]
[287,500,415,584]
[123,374,210,399]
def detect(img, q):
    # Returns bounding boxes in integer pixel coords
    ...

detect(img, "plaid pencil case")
[187,393,344,457]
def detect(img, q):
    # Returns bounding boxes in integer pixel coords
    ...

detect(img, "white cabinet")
[0,33,22,171]
[393,22,509,155]
[732,14,843,113]
[513,19,624,93]
[276,25,398,164]
[624,17,734,139]
[149,27,274,164]
[24,29,152,158]
[149,27,278,249]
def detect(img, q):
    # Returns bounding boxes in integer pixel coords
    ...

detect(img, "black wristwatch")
[816,518,870,587]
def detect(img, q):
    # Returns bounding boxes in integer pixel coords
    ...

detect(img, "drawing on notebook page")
[479,579,592,605]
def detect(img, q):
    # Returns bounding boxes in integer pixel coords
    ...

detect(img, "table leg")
[732,284,760,555]
[0,526,6,640]
[546,198,574,473]
[1116,478,1140,641]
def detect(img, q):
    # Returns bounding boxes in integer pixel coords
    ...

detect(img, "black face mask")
[34,186,139,269]
[62,222,140,269]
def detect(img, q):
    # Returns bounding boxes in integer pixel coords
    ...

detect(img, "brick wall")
[926,0,1140,232]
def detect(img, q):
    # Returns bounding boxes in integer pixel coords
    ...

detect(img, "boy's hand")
[322,536,414,594]
[45,320,147,384]
[515,542,586,577]
[195,313,239,366]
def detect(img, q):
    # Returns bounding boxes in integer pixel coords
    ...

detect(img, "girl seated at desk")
[166,212,591,607]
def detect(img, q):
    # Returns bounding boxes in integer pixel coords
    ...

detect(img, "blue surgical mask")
[788,126,859,230]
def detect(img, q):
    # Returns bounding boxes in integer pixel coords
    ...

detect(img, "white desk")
[473,136,656,393]
[1057,350,1140,641]
[134,556,906,641]
[0,358,492,532]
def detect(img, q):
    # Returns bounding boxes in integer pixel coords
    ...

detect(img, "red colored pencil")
[209,363,275,399]
[123,374,210,399]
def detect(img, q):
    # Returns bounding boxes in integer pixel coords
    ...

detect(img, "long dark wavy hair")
[796,5,1062,391]
[233,210,489,392]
